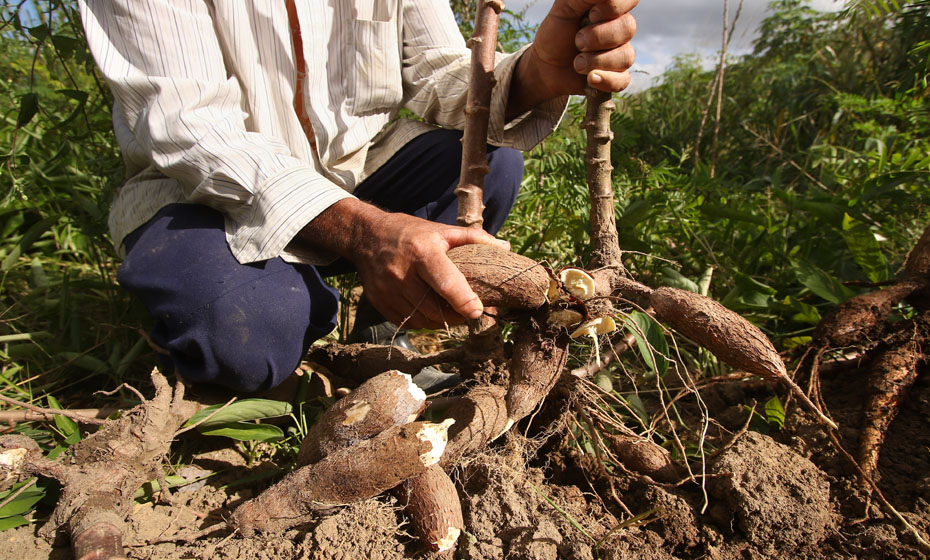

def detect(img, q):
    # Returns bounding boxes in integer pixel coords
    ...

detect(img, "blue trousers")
[118,129,523,392]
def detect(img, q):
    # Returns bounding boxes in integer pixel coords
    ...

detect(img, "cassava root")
[297,370,426,466]
[229,419,454,535]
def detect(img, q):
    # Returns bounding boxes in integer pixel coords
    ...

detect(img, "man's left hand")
[510,0,638,115]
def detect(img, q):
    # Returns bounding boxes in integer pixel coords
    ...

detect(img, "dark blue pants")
[118,129,523,392]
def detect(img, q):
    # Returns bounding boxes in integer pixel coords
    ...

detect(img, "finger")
[441,226,510,252]
[415,254,484,320]
[588,0,639,24]
[576,13,636,53]
[551,0,638,21]
[403,283,460,327]
[574,43,636,75]
[587,69,632,92]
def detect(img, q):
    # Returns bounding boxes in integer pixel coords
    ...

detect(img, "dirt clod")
[708,431,833,555]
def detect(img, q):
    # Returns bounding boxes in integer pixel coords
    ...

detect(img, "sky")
[508,0,846,91]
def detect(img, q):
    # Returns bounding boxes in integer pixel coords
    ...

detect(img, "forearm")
[292,198,384,265]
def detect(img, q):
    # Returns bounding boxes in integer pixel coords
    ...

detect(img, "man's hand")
[297,199,508,329]
[509,0,638,116]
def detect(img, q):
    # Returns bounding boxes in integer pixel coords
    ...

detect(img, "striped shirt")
[79,0,568,264]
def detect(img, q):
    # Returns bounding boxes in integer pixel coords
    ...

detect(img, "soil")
[2,353,928,560]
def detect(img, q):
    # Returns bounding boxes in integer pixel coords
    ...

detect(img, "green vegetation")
[0,0,927,532]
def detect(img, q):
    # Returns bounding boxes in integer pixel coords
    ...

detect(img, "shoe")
[347,296,462,393]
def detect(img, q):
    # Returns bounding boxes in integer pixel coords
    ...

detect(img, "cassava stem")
[455,0,505,229]
[584,88,624,272]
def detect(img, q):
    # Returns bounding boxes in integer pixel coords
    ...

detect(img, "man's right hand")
[296,198,508,329]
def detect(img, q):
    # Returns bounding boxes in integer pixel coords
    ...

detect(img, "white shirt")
[79,0,567,264]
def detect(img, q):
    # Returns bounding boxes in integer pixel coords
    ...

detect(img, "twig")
[142,522,230,545]
[705,404,755,462]
[571,330,637,378]
[0,394,107,425]
[0,408,120,424]
[138,328,171,356]
[96,382,146,403]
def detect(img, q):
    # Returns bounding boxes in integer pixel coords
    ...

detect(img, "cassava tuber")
[297,370,426,466]
[447,244,549,309]
[230,419,454,535]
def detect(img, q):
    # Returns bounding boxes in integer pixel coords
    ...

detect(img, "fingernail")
[468,307,484,320]
[573,55,587,73]
[589,72,603,85]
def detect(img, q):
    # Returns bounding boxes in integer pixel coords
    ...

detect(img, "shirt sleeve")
[400,0,568,150]
[79,0,353,264]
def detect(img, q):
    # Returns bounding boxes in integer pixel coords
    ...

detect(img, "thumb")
[444,227,511,252]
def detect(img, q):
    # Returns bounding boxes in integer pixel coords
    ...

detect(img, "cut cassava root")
[229,419,454,535]
[297,370,426,466]
[398,465,464,552]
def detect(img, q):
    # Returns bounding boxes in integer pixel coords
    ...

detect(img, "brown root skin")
[506,317,571,424]
[448,244,549,309]
[651,287,786,381]
[605,432,681,483]
[439,385,509,469]
[297,370,426,466]
[0,370,197,560]
[814,280,923,347]
[230,421,446,535]
[307,344,474,385]
[398,465,464,552]
[857,334,924,487]
[651,287,838,429]
[903,222,930,279]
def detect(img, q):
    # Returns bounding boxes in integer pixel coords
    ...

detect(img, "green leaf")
[841,214,890,283]
[791,260,855,304]
[0,481,45,518]
[198,422,284,442]
[47,395,80,445]
[622,311,668,376]
[0,515,30,532]
[16,93,39,128]
[764,396,785,430]
[184,399,292,428]
[722,273,778,310]
[1,216,59,271]
[660,267,700,293]
[133,475,190,500]
[619,393,650,427]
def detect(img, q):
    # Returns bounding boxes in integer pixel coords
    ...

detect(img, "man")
[79,0,638,393]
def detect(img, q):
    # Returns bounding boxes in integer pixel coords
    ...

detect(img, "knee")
[155,269,338,393]
[483,147,524,234]
[178,282,337,392]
